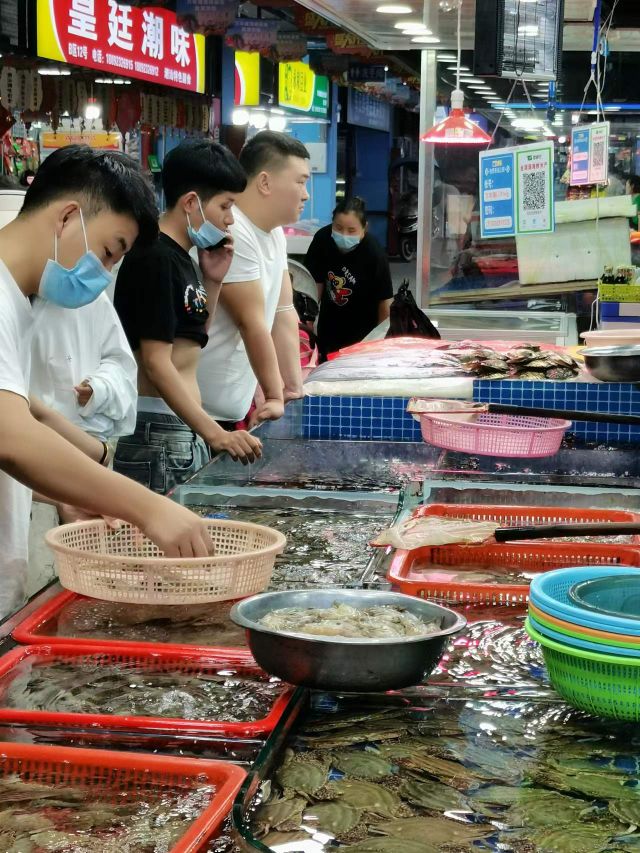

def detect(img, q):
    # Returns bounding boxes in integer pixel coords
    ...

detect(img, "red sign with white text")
[37,0,206,93]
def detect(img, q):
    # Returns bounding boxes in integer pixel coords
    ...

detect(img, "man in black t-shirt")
[114,140,262,494]
[304,197,393,361]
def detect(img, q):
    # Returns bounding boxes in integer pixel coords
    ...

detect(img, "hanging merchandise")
[59,78,77,117]
[177,0,238,35]
[16,71,30,113]
[270,30,308,63]
[115,90,141,135]
[225,19,280,55]
[386,281,441,340]
[0,67,18,110]
[75,81,89,120]
[30,72,43,113]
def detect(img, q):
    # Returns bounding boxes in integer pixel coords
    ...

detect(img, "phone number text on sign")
[37,0,205,93]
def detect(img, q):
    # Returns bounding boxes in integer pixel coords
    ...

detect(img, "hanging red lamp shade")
[422,89,492,145]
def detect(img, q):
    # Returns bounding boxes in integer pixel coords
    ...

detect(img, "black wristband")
[99,441,109,466]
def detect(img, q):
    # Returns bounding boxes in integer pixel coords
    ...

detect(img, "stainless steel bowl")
[230,588,466,692]
[583,345,640,383]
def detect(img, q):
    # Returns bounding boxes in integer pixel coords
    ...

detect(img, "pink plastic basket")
[420,412,571,458]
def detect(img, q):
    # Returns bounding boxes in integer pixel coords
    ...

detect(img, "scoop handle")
[494,522,640,542]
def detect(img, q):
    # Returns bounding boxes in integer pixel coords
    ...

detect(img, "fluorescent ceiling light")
[446,65,469,72]
[462,78,485,85]
[411,35,440,42]
[377,5,412,13]
[436,54,457,62]
[402,24,432,33]
[395,20,428,30]
[512,117,544,130]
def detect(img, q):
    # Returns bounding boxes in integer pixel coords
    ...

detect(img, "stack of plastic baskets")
[527,566,640,720]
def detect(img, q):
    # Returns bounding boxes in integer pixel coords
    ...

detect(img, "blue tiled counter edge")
[302,381,640,443]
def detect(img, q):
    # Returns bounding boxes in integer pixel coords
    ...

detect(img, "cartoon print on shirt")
[327,271,352,306]
[184,280,207,315]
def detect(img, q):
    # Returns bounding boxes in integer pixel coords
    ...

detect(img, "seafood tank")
[5,407,640,852]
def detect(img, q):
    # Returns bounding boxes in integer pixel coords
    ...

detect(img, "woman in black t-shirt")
[304,197,393,362]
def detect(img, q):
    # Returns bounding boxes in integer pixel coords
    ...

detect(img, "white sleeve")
[79,300,138,438]
[0,297,28,402]
[223,218,260,284]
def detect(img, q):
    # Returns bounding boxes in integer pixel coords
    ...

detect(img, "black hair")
[628,174,640,195]
[162,139,247,208]
[239,131,309,179]
[20,145,158,247]
[332,196,367,227]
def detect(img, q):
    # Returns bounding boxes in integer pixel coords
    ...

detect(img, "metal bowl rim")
[230,588,467,646]
[582,345,640,357]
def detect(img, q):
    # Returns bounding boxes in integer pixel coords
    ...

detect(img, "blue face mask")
[39,209,112,309]
[332,229,361,253]
[187,196,228,249]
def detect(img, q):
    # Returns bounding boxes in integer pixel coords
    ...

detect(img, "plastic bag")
[386,280,440,340]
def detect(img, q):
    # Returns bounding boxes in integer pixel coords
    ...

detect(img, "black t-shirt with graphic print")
[304,225,393,359]
[115,232,209,351]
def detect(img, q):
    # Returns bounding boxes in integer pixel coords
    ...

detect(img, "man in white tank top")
[197,131,308,426]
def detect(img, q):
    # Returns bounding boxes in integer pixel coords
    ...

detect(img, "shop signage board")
[40,129,122,160]
[234,50,260,105]
[37,0,206,93]
[348,64,386,84]
[480,141,554,239]
[278,61,329,118]
[347,88,390,132]
[570,121,610,186]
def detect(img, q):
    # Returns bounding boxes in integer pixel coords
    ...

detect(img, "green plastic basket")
[525,619,640,721]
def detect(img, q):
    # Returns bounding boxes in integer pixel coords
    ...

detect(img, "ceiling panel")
[293,0,636,52]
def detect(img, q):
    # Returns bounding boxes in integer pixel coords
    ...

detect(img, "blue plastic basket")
[527,613,640,659]
[569,574,640,621]
[529,566,640,634]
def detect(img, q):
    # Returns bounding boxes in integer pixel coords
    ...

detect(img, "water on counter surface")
[0,773,217,853]
[196,505,389,589]
[236,691,640,852]
[1,657,281,722]
[52,598,248,648]
[436,439,640,489]
[197,438,442,492]
[428,604,546,690]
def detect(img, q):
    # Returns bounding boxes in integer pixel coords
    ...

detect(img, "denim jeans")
[114,412,209,495]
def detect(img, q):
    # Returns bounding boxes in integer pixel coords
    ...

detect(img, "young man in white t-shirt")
[0,145,213,618]
[197,131,308,426]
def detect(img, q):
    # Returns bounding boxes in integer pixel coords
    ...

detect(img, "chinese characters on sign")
[570,121,610,187]
[479,151,515,238]
[479,141,554,239]
[37,0,205,93]
[278,61,329,118]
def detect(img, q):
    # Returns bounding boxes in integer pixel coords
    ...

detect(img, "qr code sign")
[521,170,546,212]
[592,138,605,170]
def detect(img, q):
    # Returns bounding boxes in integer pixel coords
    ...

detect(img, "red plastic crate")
[0,644,294,738]
[12,589,255,663]
[388,541,640,605]
[0,741,245,853]
[414,503,640,541]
